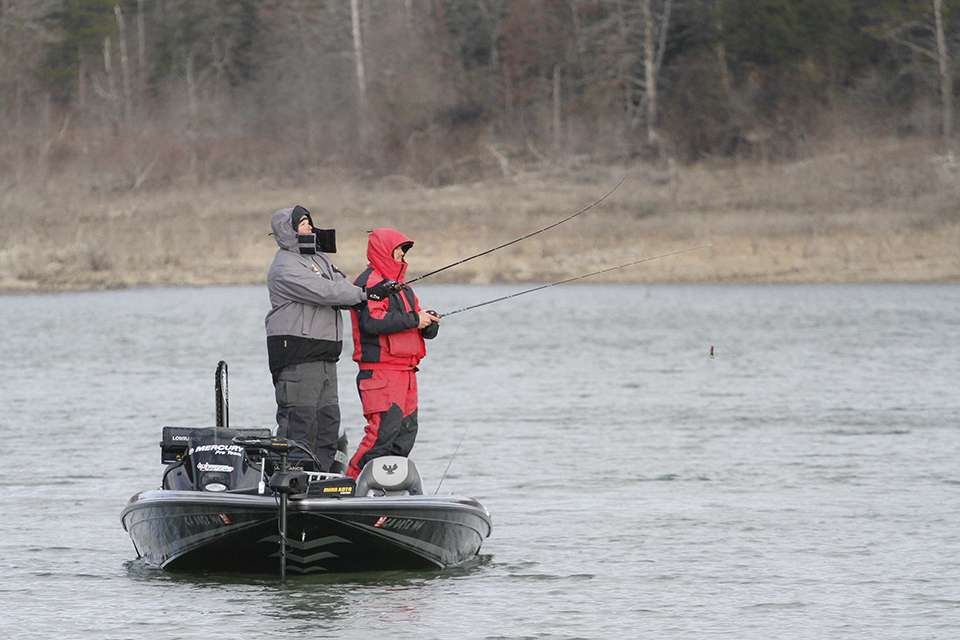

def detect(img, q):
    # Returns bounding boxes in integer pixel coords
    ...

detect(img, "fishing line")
[428,244,709,490]
[405,175,627,286]
[438,244,711,318]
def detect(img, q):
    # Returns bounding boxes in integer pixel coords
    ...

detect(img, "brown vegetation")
[3,2,959,292]
[2,137,958,292]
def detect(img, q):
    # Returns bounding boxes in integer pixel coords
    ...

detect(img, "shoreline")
[4,278,959,297]
[3,222,958,293]
[3,232,958,295]
[3,153,959,293]
[3,275,958,296]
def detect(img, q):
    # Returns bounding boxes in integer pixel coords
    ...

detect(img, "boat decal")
[315,508,490,539]
[197,462,234,473]
[374,516,424,532]
[284,564,328,574]
[294,511,448,567]
[320,485,354,495]
[188,444,244,457]
[357,524,451,564]
[275,550,339,565]
[257,534,352,551]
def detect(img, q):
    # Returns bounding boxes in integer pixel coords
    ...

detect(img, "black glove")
[365,279,400,301]
[421,310,440,339]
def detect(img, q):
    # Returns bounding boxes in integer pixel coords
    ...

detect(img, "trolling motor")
[161,361,344,580]
[232,435,309,581]
[193,360,351,579]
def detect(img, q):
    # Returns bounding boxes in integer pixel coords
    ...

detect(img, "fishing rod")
[404,175,627,286]
[433,430,468,495]
[437,244,711,318]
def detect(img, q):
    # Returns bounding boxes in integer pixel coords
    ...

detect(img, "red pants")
[347,369,419,478]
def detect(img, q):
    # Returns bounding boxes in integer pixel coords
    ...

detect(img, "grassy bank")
[1,138,958,292]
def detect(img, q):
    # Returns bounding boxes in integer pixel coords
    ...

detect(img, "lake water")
[0,283,958,639]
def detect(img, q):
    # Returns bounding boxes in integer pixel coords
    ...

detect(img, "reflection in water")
[123,555,492,632]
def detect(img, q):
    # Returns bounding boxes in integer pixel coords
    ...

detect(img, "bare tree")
[102,35,116,114]
[561,1,676,155]
[711,0,732,101]
[0,0,58,185]
[933,0,952,143]
[185,49,199,181]
[137,0,147,89]
[351,0,369,145]
[114,4,132,125]
[553,63,562,150]
[597,0,674,154]
[403,0,413,33]
[642,0,656,147]
[870,0,954,147]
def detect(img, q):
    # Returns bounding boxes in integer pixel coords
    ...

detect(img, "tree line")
[0,0,957,189]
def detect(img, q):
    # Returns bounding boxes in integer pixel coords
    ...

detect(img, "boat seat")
[355,456,423,497]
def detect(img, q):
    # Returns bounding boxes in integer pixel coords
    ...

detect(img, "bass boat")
[121,362,492,576]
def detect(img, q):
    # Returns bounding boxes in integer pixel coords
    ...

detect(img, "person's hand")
[365,279,400,301]
[417,310,439,329]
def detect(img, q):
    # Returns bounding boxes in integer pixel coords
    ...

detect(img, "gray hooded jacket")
[265,207,366,374]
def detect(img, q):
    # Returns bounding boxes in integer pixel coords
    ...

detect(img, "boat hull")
[121,490,492,574]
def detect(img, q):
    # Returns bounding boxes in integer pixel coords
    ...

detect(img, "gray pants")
[274,361,340,471]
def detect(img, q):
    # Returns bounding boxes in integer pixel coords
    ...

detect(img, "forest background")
[0,0,958,291]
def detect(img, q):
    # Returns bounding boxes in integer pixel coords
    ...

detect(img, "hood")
[367,228,414,282]
[270,207,301,251]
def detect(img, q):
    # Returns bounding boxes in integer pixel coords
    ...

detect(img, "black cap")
[291,205,313,230]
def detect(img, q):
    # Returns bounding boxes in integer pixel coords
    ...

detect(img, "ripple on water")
[3,283,960,638]
[824,428,912,436]
[740,601,810,610]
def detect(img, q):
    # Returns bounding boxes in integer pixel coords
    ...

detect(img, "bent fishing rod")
[404,175,627,286]
[436,244,711,318]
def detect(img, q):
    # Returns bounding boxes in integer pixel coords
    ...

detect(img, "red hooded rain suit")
[347,228,438,478]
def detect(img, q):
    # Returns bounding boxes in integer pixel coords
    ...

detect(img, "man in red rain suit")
[347,228,440,479]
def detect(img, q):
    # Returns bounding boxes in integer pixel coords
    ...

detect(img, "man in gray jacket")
[265,205,396,472]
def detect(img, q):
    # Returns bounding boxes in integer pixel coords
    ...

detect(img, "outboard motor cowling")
[189,438,249,491]
[160,426,270,491]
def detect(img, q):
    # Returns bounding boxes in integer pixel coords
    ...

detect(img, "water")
[1,283,958,639]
